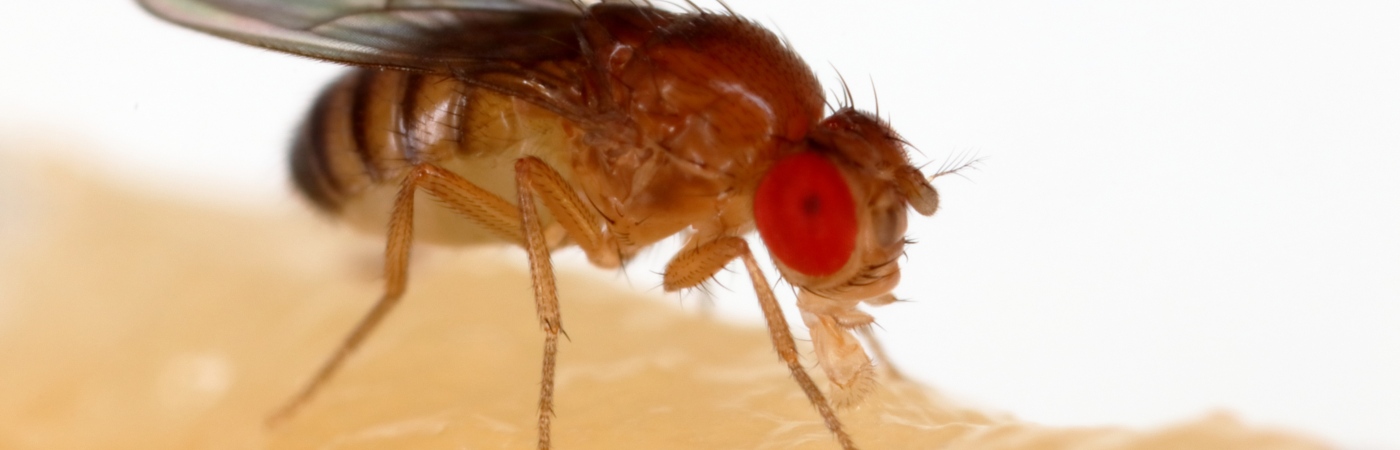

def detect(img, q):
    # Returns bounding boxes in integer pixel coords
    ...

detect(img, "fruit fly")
[138,1,960,448]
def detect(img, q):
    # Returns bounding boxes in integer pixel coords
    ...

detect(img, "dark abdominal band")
[289,70,459,214]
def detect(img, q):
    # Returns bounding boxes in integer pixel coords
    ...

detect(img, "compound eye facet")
[753,152,858,277]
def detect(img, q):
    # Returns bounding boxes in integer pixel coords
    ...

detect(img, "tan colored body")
[141,2,956,449]
[291,10,829,259]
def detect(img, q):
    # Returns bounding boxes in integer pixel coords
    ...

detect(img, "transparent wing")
[137,0,587,71]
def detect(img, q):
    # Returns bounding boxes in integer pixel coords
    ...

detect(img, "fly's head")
[753,108,943,305]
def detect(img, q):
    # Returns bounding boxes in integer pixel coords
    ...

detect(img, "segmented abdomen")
[290,69,472,213]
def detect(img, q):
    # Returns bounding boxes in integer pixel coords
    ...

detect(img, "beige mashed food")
[0,156,1328,449]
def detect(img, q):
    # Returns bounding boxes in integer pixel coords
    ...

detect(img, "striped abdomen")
[290,69,472,213]
[288,68,579,245]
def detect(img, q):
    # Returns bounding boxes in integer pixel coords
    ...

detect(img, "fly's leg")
[268,169,419,426]
[664,237,859,450]
[514,156,620,450]
[270,159,617,450]
[515,163,562,450]
[268,163,527,426]
[514,157,620,269]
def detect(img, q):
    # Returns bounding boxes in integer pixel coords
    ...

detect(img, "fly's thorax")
[754,109,940,304]
[605,9,822,157]
[569,5,826,254]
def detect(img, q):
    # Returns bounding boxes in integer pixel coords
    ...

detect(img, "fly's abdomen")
[290,69,470,213]
[289,67,579,246]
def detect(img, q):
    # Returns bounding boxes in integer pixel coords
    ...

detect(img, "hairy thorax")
[572,7,825,255]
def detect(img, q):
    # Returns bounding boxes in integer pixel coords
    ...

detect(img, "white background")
[1,1,1397,448]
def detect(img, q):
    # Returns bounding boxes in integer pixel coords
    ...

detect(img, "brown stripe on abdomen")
[289,69,474,213]
[347,70,382,183]
[289,73,352,213]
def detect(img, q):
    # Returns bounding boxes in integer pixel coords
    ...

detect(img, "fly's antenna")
[930,150,983,181]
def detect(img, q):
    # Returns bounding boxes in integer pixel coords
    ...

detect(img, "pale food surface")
[0,155,1329,449]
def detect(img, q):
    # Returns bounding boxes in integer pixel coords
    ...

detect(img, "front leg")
[663,237,859,450]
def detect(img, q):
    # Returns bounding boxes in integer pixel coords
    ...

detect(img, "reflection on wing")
[137,0,586,71]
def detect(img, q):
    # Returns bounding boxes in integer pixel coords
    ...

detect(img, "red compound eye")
[754,152,857,277]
